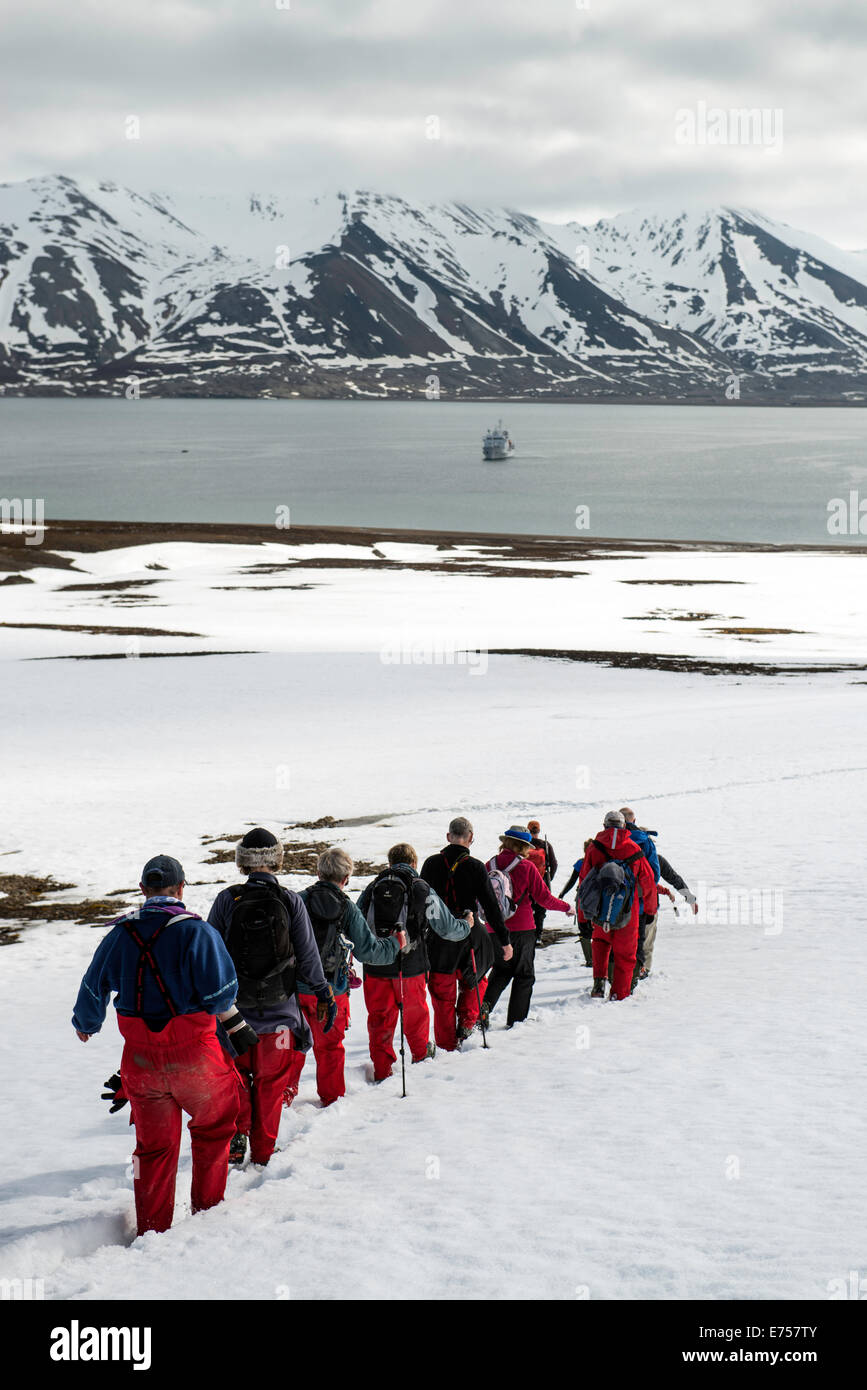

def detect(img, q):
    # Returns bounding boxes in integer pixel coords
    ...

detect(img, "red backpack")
[527,844,547,879]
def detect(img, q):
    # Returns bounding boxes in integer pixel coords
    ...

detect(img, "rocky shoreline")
[2,517,865,576]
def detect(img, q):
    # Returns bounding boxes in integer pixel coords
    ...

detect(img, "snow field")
[2,537,865,667]
[1,653,865,1299]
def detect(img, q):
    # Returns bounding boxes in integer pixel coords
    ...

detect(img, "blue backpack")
[578,841,642,931]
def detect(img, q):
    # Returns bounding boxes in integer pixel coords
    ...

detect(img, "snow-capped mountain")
[0,175,865,401]
[563,206,867,382]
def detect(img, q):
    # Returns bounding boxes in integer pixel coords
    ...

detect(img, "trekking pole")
[398,962,407,1098]
[470,949,489,1050]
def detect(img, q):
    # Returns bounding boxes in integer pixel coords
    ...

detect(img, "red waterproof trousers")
[428,971,488,1051]
[592,919,639,1001]
[284,992,351,1105]
[118,1011,239,1236]
[233,1029,295,1164]
[363,974,430,1080]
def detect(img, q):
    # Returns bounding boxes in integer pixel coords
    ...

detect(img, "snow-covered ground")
[1,642,866,1300]
[2,533,865,668]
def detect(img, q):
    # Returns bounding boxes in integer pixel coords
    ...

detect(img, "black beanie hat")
[235,827,284,873]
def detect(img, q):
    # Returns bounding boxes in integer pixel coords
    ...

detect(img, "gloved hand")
[316,986,338,1034]
[101,1073,128,1113]
[684,892,699,916]
[225,1015,260,1055]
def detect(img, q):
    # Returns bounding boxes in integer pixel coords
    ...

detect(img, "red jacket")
[577,827,658,928]
[488,851,571,933]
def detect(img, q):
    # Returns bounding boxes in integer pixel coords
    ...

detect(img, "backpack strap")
[510,856,531,909]
[439,850,470,907]
[592,842,642,871]
[441,850,470,873]
[123,915,188,1018]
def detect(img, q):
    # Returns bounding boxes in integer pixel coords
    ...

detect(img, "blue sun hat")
[499,825,534,847]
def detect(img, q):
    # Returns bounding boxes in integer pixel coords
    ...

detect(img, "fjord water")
[2,398,865,543]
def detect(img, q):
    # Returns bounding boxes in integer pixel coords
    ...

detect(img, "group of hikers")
[72,809,697,1238]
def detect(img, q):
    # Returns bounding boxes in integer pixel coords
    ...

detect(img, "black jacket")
[420,844,509,975]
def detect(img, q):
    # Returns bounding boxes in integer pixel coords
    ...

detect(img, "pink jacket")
[488,850,572,933]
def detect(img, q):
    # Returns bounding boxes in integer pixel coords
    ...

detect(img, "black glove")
[101,1073,128,1114]
[316,986,338,1035]
[225,1016,259,1055]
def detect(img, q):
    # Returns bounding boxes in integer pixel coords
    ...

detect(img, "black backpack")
[305,880,352,989]
[366,867,418,940]
[225,880,296,1014]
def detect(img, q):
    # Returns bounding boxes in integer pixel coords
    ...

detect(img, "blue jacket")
[207,872,328,1050]
[71,898,238,1035]
[627,825,660,882]
[296,885,400,995]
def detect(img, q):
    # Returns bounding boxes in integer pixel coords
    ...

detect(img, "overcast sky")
[1,0,865,245]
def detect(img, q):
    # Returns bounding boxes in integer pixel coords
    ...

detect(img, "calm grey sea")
[2,399,865,543]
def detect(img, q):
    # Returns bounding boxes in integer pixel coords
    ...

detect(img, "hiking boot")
[590,978,606,999]
[456,1022,474,1045]
[479,1000,492,1030]
[229,1132,248,1167]
[412,1041,437,1063]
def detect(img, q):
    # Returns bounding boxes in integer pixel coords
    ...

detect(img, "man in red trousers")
[207,828,335,1167]
[357,843,472,1082]
[578,812,659,1000]
[287,847,406,1105]
[72,854,253,1236]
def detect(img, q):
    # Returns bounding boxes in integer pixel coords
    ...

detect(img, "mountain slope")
[565,206,867,381]
[0,177,865,401]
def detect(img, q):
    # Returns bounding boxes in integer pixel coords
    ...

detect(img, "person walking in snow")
[527,819,558,947]
[357,843,472,1081]
[578,812,658,1000]
[421,816,512,1050]
[284,847,406,1105]
[559,838,594,968]
[72,854,251,1236]
[207,828,336,1167]
[481,826,574,1028]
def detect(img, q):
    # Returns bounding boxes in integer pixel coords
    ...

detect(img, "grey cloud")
[0,0,863,246]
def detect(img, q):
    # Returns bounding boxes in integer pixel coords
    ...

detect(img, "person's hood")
[593,827,643,860]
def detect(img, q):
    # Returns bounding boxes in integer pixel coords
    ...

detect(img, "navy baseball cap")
[140,854,185,890]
